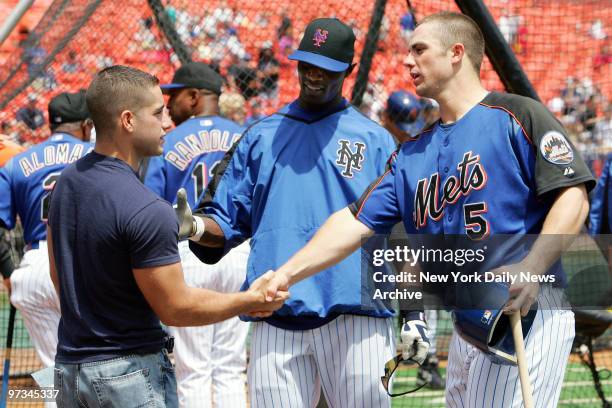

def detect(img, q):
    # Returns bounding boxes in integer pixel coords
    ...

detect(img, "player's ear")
[450,43,465,65]
[120,110,134,133]
[189,89,200,107]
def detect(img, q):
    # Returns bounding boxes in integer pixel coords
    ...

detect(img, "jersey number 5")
[40,172,61,222]
[464,202,489,240]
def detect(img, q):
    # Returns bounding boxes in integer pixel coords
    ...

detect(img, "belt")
[164,336,174,353]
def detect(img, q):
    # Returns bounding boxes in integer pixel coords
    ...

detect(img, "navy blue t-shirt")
[48,151,181,364]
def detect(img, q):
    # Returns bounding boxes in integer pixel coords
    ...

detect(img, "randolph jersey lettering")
[145,116,243,208]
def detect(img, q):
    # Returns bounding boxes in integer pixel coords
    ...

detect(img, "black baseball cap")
[48,90,89,126]
[160,62,223,95]
[289,18,355,72]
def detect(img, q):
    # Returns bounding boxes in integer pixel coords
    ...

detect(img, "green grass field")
[390,363,611,407]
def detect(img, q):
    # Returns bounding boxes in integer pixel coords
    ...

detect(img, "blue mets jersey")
[190,99,397,328]
[144,116,243,207]
[0,133,92,246]
[588,154,612,235]
[351,93,595,286]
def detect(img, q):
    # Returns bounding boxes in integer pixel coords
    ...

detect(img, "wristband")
[189,216,206,242]
[402,311,425,322]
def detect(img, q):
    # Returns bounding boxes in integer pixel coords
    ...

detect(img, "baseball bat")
[0,305,16,408]
[510,312,534,408]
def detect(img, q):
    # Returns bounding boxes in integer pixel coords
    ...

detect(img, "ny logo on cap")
[313,28,329,47]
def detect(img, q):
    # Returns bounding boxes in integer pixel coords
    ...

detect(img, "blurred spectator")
[378,15,390,50]
[594,42,612,71]
[196,28,224,64]
[16,94,45,131]
[360,74,387,122]
[0,121,19,143]
[277,9,292,40]
[400,10,417,43]
[165,1,177,23]
[245,99,265,126]
[589,19,607,40]
[219,92,246,125]
[254,11,270,28]
[0,134,25,167]
[96,55,114,69]
[134,17,158,51]
[515,25,527,55]
[278,25,294,66]
[580,95,599,133]
[225,26,249,60]
[547,94,565,117]
[42,67,57,91]
[62,50,82,73]
[594,104,612,147]
[257,41,280,101]
[227,54,259,100]
[499,10,522,52]
[21,35,46,78]
[174,9,193,44]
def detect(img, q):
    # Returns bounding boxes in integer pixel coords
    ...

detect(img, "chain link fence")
[0,0,610,406]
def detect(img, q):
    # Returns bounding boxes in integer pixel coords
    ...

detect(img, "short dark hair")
[86,65,159,134]
[419,12,485,73]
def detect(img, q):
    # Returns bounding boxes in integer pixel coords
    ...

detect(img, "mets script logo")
[336,140,366,178]
[313,29,329,47]
[414,151,489,239]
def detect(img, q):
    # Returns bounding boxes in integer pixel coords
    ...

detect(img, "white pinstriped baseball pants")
[445,285,575,408]
[170,241,250,408]
[248,315,395,408]
[10,241,59,408]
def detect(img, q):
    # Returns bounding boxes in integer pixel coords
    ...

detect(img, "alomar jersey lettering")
[191,99,397,321]
[144,116,243,208]
[0,133,93,244]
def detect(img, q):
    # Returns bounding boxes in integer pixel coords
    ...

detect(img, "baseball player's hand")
[494,262,540,317]
[175,188,195,240]
[262,270,290,302]
[246,271,290,318]
[400,313,430,364]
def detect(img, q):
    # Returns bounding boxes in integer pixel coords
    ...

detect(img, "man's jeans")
[54,349,177,407]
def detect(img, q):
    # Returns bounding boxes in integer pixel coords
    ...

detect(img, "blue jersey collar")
[278,98,350,123]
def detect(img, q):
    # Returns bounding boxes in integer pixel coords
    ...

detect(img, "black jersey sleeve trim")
[349,147,399,219]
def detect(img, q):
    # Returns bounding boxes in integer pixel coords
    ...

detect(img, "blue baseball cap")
[386,90,425,135]
[289,18,355,72]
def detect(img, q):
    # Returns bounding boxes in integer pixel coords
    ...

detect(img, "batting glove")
[175,188,196,240]
[400,312,430,364]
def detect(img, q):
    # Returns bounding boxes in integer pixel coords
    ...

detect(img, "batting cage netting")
[0,0,610,407]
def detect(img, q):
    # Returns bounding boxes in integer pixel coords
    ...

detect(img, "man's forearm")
[523,185,589,275]
[190,216,226,248]
[276,208,373,286]
[47,226,60,297]
[164,289,258,327]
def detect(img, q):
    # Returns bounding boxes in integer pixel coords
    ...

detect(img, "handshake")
[243,269,292,318]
